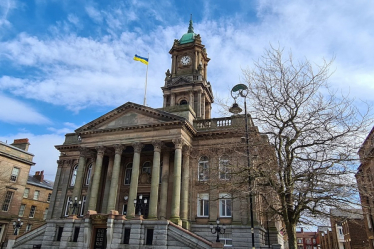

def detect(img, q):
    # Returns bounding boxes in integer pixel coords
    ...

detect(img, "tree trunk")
[286,223,297,249]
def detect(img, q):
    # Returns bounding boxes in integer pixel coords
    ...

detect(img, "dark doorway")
[135,194,149,218]
[93,228,107,249]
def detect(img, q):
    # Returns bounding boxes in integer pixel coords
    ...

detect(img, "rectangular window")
[123,228,131,244]
[221,233,233,247]
[219,157,231,180]
[47,193,51,202]
[43,208,48,220]
[25,224,32,232]
[64,196,72,217]
[219,193,232,217]
[10,167,20,182]
[29,205,36,218]
[73,227,80,242]
[2,191,14,211]
[33,190,40,200]
[18,204,26,217]
[124,168,132,185]
[79,196,86,217]
[56,227,64,241]
[197,193,209,217]
[198,159,209,181]
[146,229,154,245]
[23,188,30,198]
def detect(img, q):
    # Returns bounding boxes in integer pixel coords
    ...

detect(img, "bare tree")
[234,46,373,249]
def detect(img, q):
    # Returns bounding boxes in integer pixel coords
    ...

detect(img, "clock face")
[180,55,191,66]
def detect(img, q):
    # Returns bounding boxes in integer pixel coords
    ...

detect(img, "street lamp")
[13,218,23,235]
[210,218,226,242]
[70,196,81,215]
[134,194,148,216]
[229,83,255,249]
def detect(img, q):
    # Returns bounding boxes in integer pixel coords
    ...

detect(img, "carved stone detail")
[79,147,91,157]
[96,146,106,156]
[113,144,124,155]
[152,140,163,153]
[132,142,144,153]
[172,138,184,149]
[182,145,191,156]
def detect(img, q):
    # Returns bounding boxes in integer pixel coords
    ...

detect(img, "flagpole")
[143,53,149,106]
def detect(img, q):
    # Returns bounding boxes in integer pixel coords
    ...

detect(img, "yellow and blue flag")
[133,54,149,65]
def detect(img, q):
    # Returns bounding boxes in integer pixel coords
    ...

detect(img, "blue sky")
[1,0,374,181]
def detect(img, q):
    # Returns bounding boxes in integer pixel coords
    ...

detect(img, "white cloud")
[85,6,103,23]
[0,93,51,124]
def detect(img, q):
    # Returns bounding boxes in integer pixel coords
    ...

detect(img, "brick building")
[296,228,319,249]
[341,218,368,249]
[356,126,374,249]
[318,226,334,249]
[0,139,35,245]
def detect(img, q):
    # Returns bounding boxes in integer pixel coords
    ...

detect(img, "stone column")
[171,93,175,106]
[88,146,105,211]
[170,138,183,225]
[159,150,170,219]
[127,142,144,218]
[148,140,162,219]
[107,145,124,212]
[189,91,194,110]
[163,95,167,107]
[197,91,202,117]
[101,155,114,213]
[72,148,88,201]
[181,146,190,229]
[201,93,206,119]
[47,160,63,219]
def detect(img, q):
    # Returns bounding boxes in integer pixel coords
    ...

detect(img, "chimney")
[34,170,44,182]
[11,138,30,152]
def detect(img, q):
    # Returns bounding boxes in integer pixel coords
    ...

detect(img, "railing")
[193,115,253,130]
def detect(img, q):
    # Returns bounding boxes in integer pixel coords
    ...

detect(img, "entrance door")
[93,228,107,249]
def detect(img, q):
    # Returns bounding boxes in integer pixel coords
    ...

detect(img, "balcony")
[193,115,254,131]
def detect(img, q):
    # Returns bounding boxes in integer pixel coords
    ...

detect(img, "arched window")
[180,99,188,105]
[70,165,78,186]
[85,163,92,185]
[219,155,230,180]
[198,156,209,181]
[142,161,151,174]
[124,163,132,185]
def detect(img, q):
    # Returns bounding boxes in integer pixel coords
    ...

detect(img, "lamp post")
[210,218,226,242]
[70,196,81,215]
[134,194,148,216]
[13,218,23,235]
[229,84,255,249]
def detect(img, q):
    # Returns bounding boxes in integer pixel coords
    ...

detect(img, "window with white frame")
[85,163,92,185]
[79,196,86,217]
[25,224,32,232]
[64,196,72,216]
[23,188,30,198]
[43,208,48,220]
[221,233,232,247]
[2,191,13,211]
[70,165,78,186]
[29,205,36,218]
[142,161,151,174]
[198,156,209,181]
[219,155,231,180]
[10,167,20,182]
[33,190,40,200]
[124,163,132,185]
[219,193,232,217]
[18,204,26,217]
[197,193,209,217]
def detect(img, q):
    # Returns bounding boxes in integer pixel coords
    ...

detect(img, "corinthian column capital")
[132,142,144,153]
[113,144,125,155]
[172,138,184,149]
[152,140,163,153]
[96,146,106,156]
[182,145,191,156]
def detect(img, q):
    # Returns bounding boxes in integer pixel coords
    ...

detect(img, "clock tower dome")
[162,17,213,120]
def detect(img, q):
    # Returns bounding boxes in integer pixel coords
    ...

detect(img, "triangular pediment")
[75,102,185,133]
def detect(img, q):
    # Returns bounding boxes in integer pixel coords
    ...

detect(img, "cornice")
[0,151,35,166]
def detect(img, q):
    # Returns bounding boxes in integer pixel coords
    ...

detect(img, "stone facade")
[0,139,35,246]
[13,19,284,249]
[356,126,374,249]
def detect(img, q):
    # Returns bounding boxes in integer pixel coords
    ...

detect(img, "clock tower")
[162,17,213,120]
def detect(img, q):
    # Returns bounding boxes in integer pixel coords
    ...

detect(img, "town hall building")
[12,19,283,249]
